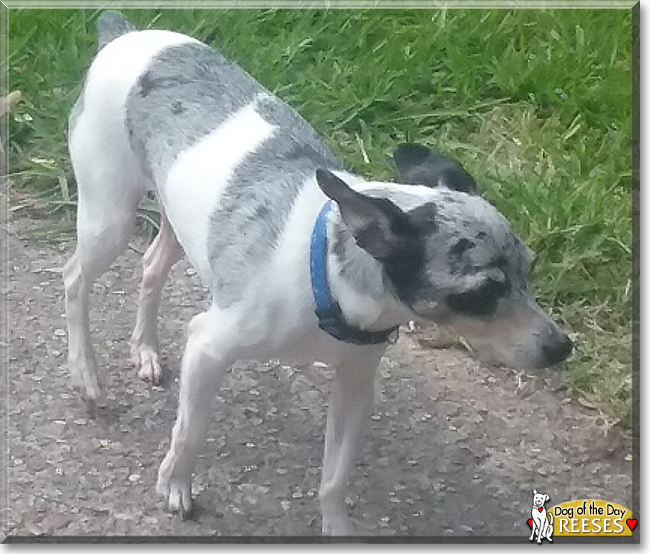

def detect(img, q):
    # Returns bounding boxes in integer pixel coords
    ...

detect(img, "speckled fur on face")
[345,186,533,319]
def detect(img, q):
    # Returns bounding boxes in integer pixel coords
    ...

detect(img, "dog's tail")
[97,11,136,51]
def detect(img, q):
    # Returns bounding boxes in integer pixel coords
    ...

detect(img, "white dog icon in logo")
[529,489,554,543]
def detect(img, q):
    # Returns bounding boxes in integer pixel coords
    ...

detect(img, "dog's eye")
[445,278,509,317]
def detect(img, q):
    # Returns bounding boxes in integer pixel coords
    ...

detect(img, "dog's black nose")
[542,333,573,366]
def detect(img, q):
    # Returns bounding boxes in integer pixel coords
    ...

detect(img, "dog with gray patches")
[63,12,572,535]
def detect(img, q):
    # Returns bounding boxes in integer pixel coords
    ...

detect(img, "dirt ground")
[1,191,634,541]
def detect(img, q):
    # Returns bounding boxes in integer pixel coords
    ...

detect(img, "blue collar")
[309,201,399,345]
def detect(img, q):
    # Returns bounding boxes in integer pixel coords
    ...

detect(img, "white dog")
[530,489,554,543]
[64,12,572,535]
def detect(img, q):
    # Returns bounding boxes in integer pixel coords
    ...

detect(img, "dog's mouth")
[431,300,572,369]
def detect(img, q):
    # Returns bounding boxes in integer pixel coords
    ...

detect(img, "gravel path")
[2,194,633,541]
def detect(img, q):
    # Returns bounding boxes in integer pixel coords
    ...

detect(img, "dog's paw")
[131,344,164,384]
[157,478,193,519]
[167,481,193,519]
[157,458,193,519]
[70,363,103,402]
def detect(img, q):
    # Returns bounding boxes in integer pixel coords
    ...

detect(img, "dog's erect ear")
[316,169,417,259]
[393,144,479,195]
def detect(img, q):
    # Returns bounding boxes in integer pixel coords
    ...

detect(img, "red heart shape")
[538,507,544,512]
[527,518,533,528]
[627,518,637,531]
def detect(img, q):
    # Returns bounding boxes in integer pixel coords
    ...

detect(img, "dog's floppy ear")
[316,169,417,260]
[393,143,479,195]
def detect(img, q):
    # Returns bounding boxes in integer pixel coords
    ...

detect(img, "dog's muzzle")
[541,329,573,366]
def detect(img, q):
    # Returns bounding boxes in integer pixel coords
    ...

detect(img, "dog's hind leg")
[130,209,184,384]
[156,308,235,517]
[63,176,144,401]
[63,120,147,401]
[319,347,385,536]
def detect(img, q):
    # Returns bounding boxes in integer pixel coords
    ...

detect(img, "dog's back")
[126,41,341,297]
[72,13,340,293]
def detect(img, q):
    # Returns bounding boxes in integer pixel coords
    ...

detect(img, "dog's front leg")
[319,348,384,536]
[157,309,234,517]
[130,210,183,383]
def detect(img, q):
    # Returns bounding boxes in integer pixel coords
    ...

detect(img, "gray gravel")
[3,197,634,541]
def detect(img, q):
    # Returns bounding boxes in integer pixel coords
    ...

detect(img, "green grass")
[7,8,634,427]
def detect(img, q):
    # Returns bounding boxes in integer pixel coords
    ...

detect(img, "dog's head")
[532,489,550,508]
[315,144,572,369]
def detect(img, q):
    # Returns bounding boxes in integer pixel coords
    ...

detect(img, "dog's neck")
[324,205,413,334]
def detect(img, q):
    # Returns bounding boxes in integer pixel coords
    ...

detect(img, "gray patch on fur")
[126,42,262,183]
[97,11,136,51]
[209,94,340,307]
[419,192,532,301]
